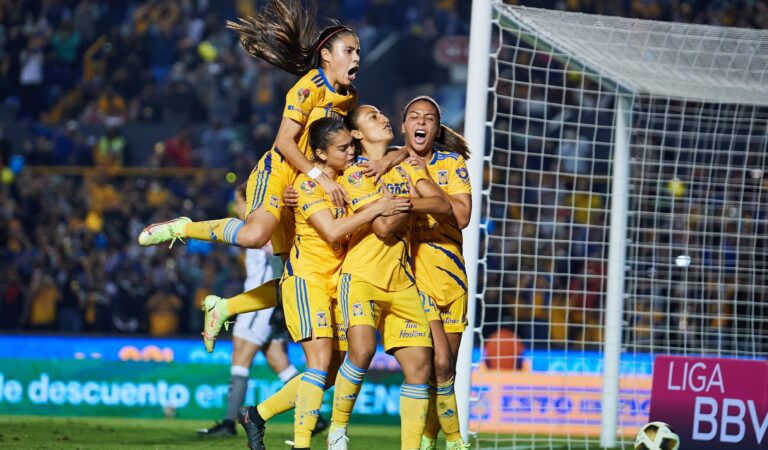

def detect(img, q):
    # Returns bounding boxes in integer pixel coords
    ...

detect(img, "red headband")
[316,27,351,51]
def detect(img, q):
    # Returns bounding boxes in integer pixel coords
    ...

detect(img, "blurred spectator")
[198,119,232,168]
[146,282,183,336]
[94,126,127,167]
[161,126,194,167]
[19,34,46,119]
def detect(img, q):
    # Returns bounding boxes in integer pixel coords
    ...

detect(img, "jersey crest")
[300,179,316,194]
[438,170,448,186]
[347,170,363,186]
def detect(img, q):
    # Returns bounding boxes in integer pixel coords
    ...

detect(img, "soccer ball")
[634,422,680,450]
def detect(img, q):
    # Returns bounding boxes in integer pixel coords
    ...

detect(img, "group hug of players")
[137,1,472,449]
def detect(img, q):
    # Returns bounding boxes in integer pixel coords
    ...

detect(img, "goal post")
[460,3,768,449]
[456,0,494,442]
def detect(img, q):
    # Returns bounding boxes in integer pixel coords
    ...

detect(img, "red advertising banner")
[469,369,652,437]
[650,355,768,449]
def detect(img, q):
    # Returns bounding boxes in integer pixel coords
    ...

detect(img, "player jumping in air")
[136,0,402,352]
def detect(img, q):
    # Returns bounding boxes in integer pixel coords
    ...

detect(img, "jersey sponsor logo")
[347,170,363,186]
[316,311,328,328]
[286,105,309,116]
[302,199,323,211]
[352,303,363,317]
[386,182,409,196]
[438,170,449,186]
[297,88,310,104]
[395,166,408,178]
[300,179,316,194]
[269,195,279,209]
[456,167,469,182]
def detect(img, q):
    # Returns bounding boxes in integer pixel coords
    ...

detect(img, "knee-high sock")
[225,365,250,421]
[423,383,440,439]
[400,383,429,450]
[257,376,301,421]
[293,369,327,448]
[185,218,245,245]
[330,358,367,429]
[227,279,278,315]
[436,377,461,442]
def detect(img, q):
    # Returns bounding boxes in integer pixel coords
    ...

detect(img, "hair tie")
[316,27,351,51]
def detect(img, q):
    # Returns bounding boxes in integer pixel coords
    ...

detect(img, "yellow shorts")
[245,149,297,255]
[419,291,468,334]
[339,273,432,352]
[331,297,348,352]
[281,275,334,342]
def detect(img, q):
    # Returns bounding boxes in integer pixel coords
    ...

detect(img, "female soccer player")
[197,183,303,437]
[400,96,472,450]
[327,105,451,450]
[138,0,403,350]
[237,117,412,450]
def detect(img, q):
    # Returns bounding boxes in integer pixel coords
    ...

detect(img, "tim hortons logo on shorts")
[352,303,363,317]
[316,311,328,327]
[297,88,310,104]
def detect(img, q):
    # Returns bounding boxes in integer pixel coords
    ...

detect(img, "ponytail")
[227,0,354,76]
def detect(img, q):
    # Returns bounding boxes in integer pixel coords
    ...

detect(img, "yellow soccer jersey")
[340,157,429,291]
[280,68,358,158]
[411,150,472,304]
[283,174,349,294]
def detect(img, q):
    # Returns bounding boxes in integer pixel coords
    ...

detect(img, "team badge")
[456,167,469,181]
[352,303,363,317]
[438,170,448,186]
[316,311,328,328]
[297,88,310,104]
[347,171,363,186]
[269,195,279,209]
[300,179,316,194]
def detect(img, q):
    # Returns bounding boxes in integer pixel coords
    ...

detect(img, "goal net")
[460,4,768,449]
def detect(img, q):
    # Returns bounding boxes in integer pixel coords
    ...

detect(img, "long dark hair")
[227,0,355,76]
[308,117,349,161]
[402,96,471,160]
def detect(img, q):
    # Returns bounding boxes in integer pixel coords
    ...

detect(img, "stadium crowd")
[2,0,768,344]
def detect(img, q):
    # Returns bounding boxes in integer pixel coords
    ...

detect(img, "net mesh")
[471,4,768,449]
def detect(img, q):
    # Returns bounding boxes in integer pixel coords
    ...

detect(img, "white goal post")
[458,2,768,449]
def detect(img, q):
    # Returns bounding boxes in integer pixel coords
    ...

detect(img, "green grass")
[0,415,415,449]
[0,416,621,449]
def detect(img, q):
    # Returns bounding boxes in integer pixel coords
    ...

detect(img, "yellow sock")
[436,377,461,442]
[400,384,429,450]
[331,358,367,428]
[423,384,440,439]
[227,279,278,315]
[294,369,327,448]
[257,376,301,421]
[184,218,244,245]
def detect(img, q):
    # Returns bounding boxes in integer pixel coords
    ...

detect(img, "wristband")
[307,167,323,180]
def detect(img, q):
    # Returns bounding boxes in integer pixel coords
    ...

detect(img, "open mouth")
[348,66,359,80]
[413,130,427,146]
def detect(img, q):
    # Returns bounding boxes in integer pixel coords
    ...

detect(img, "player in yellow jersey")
[136,0,405,352]
[400,97,472,450]
[237,118,412,450]
[327,105,452,450]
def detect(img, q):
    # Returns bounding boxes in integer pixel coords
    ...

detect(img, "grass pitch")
[0,415,416,449]
[0,415,613,449]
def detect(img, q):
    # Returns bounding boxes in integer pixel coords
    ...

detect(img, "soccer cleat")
[313,414,329,435]
[138,217,191,248]
[420,435,437,450]
[327,426,349,450]
[237,406,266,450]
[196,419,236,436]
[446,439,471,450]
[202,295,230,352]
